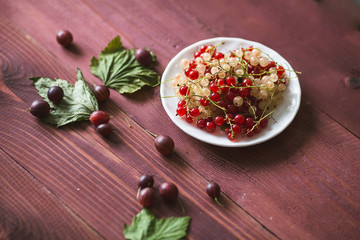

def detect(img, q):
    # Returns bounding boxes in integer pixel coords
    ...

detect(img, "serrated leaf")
[30,68,98,127]
[123,209,191,240]
[90,36,160,94]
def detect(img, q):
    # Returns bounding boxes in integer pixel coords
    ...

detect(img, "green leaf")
[123,209,191,240]
[90,36,160,94]
[30,68,98,127]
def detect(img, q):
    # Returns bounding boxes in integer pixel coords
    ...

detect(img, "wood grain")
[0,14,277,240]
[1,0,359,136]
[1,0,360,239]
[0,148,101,240]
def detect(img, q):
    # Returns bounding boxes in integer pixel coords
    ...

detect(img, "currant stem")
[145,129,158,138]
[123,117,132,128]
[214,197,224,207]
[177,198,186,214]
[136,187,141,200]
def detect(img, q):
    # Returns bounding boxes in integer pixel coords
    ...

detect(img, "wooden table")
[1,0,359,239]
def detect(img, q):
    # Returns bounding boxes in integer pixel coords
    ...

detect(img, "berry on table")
[138,175,155,189]
[30,99,50,118]
[96,123,113,137]
[137,175,154,199]
[56,30,73,47]
[90,110,110,126]
[93,85,110,102]
[206,182,223,206]
[135,48,153,67]
[47,86,64,103]
[138,187,155,208]
[159,182,178,202]
[155,135,174,155]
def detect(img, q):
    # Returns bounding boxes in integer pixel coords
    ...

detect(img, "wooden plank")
[1,0,359,239]
[1,0,359,136]
[0,15,277,239]
[0,149,101,240]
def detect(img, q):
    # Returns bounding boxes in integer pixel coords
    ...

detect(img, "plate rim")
[160,37,301,147]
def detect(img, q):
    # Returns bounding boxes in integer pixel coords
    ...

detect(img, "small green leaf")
[123,209,191,240]
[90,36,160,94]
[30,68,98,127]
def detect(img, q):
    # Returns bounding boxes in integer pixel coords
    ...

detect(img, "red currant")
[204,117,213,123]
[218,100,227,108]
[189,70,199,80]
[239,88,249,98]
[214,52,224,59]
[227,132,235,140]
[253,125,261,134]
[179,85,189,96]
[194,51,201,58]
[206,45,215,52]
[226,113,234,120]
[260,118,268,128]
[266,61,276,70]
[226,104,237,114]
[245,117,254,127]
[214,116,225,126]
[221,86,229,94]
[226,76,236,86]
[184,68,191,77]
[210,92,221,102]
[186,115,193,123]
[232,124,241,134]
[234,114,245,125]
[200,45,208,53]
[178,100,186,107]
[224,127,231,135]
[225,92,235,102]
[217,78,225,86]
[190,108,200,117]
[210,83,219,93]
[206,121,216,132]
[176,106,186,116]
[197,119,206,129]
[200,97,210,106]
[277,66,285,77]
[246,128,255,137]
[242,78,253,87]
[189,60,197,69]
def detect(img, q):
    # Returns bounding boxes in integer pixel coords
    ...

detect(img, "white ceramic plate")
[160,37,301,147]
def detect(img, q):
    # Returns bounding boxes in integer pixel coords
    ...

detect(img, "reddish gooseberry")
[90,111,110,126]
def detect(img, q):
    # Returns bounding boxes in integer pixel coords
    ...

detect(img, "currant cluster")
[172,44,289,140]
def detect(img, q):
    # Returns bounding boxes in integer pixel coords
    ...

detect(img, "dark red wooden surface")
[1,0,360,239]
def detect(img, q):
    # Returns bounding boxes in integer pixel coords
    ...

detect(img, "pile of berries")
[172,44,289,140]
